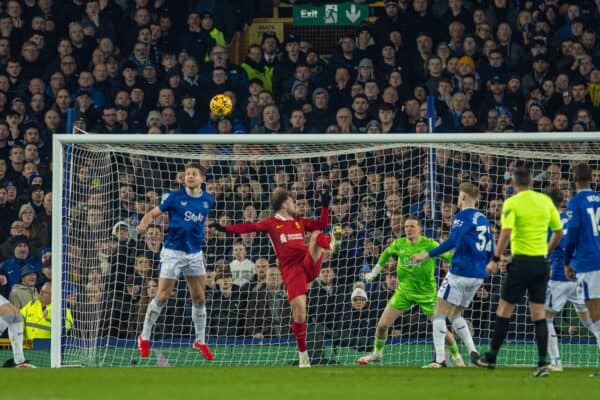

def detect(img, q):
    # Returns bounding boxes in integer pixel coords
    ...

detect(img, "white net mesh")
[52,137,600,367]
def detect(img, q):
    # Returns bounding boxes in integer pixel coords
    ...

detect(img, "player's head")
[404,216,422,241]
[545,187,565,208]
[184,162,206,189]
[573,163,592,187]
[458,182,479,208]
[271,188,296,215]
[512,166,531,188]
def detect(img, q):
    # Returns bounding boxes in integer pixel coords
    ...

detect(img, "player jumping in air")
[137,162,215,361]
[411,183,493,368]
[0,294,34,367]
[211,188,338,368]
[563,164,600,377]
[360,216,464,366]
[545,187,591,372]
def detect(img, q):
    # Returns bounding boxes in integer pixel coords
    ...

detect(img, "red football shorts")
[280,250,324,302]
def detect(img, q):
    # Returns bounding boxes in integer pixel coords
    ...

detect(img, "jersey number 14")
[476,225,492,252]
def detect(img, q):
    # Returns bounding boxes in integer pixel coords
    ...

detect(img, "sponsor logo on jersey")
[184,211,204,222]
[279,233,287,243]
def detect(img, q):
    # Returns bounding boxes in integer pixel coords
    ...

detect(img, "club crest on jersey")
[181,200,188,206]
[295,221,300,229]
[202,201,209,208]
[276,224,283,229]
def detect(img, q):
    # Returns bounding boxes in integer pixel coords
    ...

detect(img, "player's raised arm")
[137,206,163,234]
[302,190,331,231]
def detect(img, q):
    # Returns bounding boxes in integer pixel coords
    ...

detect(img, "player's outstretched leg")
[0,301,32,367]
[138,278,174,357]
[187,275,214,361]
[359,306,403,365]
[451,316,479,363]
[290,295,310,368]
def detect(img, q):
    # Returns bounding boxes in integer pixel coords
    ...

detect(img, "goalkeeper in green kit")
[358,216,464,366]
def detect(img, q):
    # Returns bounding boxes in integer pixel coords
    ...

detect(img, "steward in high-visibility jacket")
[21,297,73,339]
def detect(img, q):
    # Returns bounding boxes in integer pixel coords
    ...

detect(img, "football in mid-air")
[209,94,233,118]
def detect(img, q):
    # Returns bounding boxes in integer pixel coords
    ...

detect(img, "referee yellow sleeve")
[500,199,515,229]
[548,201,562,231]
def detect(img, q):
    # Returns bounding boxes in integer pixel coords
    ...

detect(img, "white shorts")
[0,295,8,306]
[577,270,600,301]
[545,280,587,313]
[437,273,483,308]
[159,248,206,280]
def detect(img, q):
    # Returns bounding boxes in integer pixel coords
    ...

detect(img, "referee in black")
[474,167,563,376]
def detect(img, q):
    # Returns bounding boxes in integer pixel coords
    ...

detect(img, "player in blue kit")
[563,163,600,376]
[412,183,493,368]
[544,188,591,372]
[136,162,215,360]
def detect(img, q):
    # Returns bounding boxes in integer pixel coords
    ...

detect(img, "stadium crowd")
[0,0,599,361]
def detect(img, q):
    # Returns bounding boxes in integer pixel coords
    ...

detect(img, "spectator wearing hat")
[356,58,375,84]
[372,1,408,46]
[478,74,521,125]
[306,88,333,132]
[8,263,38,309]
[73,89,99,128]
[273,34,305,101]
[0,235,40,297]
[177,92,202,133]
[329,34,361,77]
[335,282,376,352]
[521,55,551,97]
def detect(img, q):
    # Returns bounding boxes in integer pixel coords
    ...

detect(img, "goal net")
[46,133,600,368]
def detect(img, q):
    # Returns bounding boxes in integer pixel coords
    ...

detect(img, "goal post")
[50,133,600,368]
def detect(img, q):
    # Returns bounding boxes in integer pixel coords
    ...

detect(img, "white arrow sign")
[345,4,361,23]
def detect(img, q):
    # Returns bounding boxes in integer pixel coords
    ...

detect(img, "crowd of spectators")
[0,0,599,361]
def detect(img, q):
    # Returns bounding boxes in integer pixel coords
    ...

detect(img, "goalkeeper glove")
[364,264,384,282]
[319,190,331,208]
[208,222,226,233]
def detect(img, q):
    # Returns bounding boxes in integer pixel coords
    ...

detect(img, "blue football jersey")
[548,212,569,281]
[158,188,214,253]
[429,208,493,279]
[565,189,600,273]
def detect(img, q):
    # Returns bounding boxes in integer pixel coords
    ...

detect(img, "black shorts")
[501,255,549,304]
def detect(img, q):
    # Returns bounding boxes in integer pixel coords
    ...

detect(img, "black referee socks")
[489,316,511,360]
[533,319,549,367]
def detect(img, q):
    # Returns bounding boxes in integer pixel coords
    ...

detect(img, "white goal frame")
[51,132,599,368]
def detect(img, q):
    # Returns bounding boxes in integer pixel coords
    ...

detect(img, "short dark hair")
[185,162,205,174]
[573,163,592,184]
[545,187,564,208]
[271,188,291,212]
[513,167,531,187]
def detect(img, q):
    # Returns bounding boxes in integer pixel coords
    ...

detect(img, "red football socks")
[292,322,307,352]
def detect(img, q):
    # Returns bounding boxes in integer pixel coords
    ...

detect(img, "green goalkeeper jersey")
[377,236,452,295]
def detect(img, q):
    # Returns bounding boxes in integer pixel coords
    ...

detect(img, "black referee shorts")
[501,255,549,304]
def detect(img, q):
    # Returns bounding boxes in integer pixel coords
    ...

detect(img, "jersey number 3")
[475,225,492,252]
[586,207,600,236]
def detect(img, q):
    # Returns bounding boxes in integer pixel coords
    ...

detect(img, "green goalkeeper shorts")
[387,287,436,316]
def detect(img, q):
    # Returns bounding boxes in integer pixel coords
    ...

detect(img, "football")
[209,94,233,118]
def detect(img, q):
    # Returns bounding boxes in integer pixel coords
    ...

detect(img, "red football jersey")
[225,208,329,268]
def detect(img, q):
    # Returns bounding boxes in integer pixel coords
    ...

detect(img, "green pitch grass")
[3,366,599,400]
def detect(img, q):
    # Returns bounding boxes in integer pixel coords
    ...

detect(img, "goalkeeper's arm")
[365,244,395,282]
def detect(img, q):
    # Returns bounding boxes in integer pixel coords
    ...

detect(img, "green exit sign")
[293,3,368,26]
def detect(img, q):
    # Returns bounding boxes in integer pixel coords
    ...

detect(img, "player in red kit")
[210,188,338,367]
